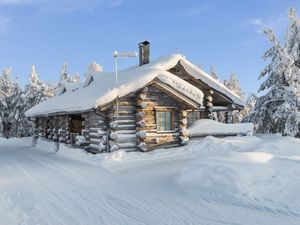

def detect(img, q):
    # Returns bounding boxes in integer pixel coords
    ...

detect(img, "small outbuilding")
[25,41,245,153]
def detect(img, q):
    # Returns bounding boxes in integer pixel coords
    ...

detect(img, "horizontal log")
[90,127,105,132]
[113,105,136,110]
[90,138,101,145]
[118,142,137,149]
[117,134,136,143]
[114,120,135,125]
[89,132,102,138]
[116,124,136,130]
[118,130,136,134]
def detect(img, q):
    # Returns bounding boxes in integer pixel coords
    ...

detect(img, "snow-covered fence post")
[205,90,214,120]
[136,87,148,152]
[179,110,189,145]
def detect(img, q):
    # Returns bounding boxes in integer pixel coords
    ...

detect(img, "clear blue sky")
[0,0,300,95]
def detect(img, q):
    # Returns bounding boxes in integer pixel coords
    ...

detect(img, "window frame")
[155,109,175,133]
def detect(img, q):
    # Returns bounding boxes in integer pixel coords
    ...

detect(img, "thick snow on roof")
[25,55,204,117]
[178,58,245,107]
[56,81,82,95]
[188,119,254,137]
[26,54,245,117]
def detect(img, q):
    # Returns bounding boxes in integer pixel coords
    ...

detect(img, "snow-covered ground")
[0,135,300,225]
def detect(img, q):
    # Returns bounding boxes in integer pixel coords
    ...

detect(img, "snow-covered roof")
[25,54,244,117]
[56,81,82,95]
[25,54,205,117]
[178,57,245,107]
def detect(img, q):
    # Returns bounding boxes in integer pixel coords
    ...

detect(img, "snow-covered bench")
[188,119,254,138]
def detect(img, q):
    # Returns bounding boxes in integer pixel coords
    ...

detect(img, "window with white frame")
[156,110,174,131]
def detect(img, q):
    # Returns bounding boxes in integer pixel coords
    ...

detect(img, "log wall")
[82,111,108,153]
[136,83,189,151]
[107,96,137,152]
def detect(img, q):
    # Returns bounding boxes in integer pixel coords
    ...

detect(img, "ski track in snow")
[1,137,300,225]
[0,143,218,225]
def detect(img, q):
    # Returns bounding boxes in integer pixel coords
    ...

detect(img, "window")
[156,111,174,131]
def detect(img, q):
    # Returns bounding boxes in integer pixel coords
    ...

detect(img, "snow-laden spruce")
[0,65,54,137]
[243,12,300,137]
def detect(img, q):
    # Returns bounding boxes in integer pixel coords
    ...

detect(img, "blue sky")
[0,0,300,95]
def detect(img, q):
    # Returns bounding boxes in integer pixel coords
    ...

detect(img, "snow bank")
[1,135,300,224]
[175,135,300,214]
[188,119,254,137]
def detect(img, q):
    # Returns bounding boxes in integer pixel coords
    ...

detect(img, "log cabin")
[25,41,245,153]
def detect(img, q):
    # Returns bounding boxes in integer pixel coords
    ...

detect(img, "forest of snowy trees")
[0,61,102,138]
[0,65,55,137]
[207,7,300,137]
[243,7,300,137]
[0,63,84,138]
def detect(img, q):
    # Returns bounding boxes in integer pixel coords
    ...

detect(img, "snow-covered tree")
[83,61,103,85]
[286,7,300,96]
[243,27,300,136]
[60,63,81,84]
[56,63,82,95]
[223,72,245,122]
[60,63,68,82]
[14,65,54,136]
[0,65,55,137]
[240,93,257,118]
[25,65,52,107]
[210,66,219,80]
[86,61,102,77]
[224,72,245,99]
[70,72,81,83]
[0,68,24,137]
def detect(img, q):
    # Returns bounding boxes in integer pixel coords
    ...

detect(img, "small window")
[156,111,174,131]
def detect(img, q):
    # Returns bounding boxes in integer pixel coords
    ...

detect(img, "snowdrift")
[188,119,254,137]
[1,135,300,225]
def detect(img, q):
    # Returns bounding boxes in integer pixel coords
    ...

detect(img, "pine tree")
[286,7,300,96]
[210,66,219,80]
[20,65,55,136]
[241,93,257,118]
[84,61,103,85]
[224,72,244,99]
[70,72,81,83]
[61,63,68,82]
[0,68,23,137]
[243,27,300,136]
[223,72,245,122]
[86,61,102,76]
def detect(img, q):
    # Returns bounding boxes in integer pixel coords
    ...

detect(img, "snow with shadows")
[0,135,300,225]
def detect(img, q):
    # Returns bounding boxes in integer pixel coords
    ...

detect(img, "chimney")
[139,40,150,66]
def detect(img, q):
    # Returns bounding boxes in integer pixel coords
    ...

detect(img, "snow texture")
[1,135,300,225]
[188,119,254,137]
[25,54,244,117]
